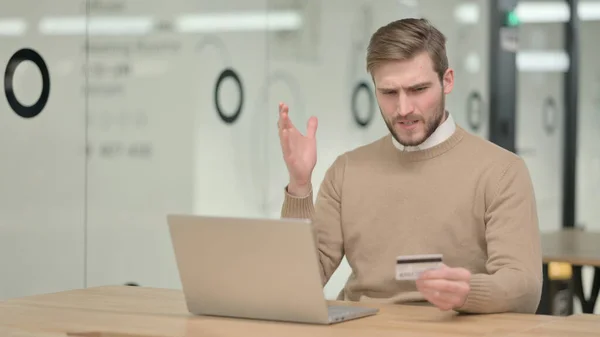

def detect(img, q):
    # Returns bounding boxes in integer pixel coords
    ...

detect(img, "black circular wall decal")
[214,67,243,124]
[351,81,375,128]
[542,96,558,135]
[4,48,50,119]
[466,91,483,131]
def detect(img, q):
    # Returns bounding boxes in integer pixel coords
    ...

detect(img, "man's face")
[372,51,454,147]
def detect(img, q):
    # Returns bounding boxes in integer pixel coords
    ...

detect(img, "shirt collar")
[392,112,456,151]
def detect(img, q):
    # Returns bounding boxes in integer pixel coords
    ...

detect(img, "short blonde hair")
[366,18,448,81]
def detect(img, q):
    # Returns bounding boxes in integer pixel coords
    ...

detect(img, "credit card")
[395,254,443,281]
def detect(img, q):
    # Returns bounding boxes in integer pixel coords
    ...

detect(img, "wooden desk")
[503,314,599,336]
[541,228,600,314]
[0,326,68,337]
[1,286,592,337]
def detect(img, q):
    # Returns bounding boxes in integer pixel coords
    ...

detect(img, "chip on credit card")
[395,254,443,281]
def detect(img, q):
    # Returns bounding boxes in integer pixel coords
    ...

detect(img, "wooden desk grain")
[541,228,600,266]
[0,286,595,337]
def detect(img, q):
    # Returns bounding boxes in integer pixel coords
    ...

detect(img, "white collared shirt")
[392,112,456,151]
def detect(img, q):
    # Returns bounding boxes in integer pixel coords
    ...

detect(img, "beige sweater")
[281,126,542,314]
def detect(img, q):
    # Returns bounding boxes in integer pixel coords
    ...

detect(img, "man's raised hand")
[277,102,318,196]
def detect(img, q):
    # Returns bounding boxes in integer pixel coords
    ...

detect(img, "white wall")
[0,0,598,308]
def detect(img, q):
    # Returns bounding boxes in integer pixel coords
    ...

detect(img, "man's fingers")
[418,284,465,310]
[278,102,288,116]
[416,268,470,311]
[416,278,469,311]
[277,102,286,129]
[278,102,296,131]
[306,116,318,139]
[419,288,460,311]
[417,279,470,295]
[420,267,471,281]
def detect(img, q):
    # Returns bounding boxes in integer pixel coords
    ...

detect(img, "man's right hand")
[277,102,318,197]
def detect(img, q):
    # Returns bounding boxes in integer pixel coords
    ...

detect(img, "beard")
[383,95,446,147]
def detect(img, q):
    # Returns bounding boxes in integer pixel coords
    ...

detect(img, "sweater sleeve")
[456,157,543,314]
[280,155,346,286]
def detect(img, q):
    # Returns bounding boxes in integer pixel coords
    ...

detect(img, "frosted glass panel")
[516,20,564,232]
[578,19,600,231]
[0,0,85,299]
[422,0,490,140]
[84,0,270,289]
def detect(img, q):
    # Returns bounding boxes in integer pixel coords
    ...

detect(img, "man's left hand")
[416,264,471,311]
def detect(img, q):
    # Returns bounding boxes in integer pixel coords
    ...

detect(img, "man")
[276,18,542,314]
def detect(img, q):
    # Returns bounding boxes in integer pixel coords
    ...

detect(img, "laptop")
[167,214,379,324]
